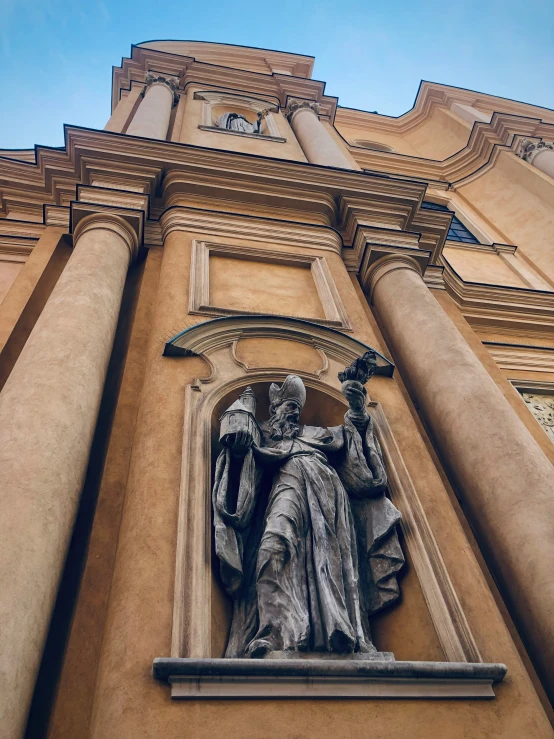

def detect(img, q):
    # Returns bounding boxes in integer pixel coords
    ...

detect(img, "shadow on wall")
[208,382,444,662]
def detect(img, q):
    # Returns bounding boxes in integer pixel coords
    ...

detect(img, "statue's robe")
[213,413,404,658]
[215,112,260,134]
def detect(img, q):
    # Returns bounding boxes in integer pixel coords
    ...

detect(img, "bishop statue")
[212,352,404,659]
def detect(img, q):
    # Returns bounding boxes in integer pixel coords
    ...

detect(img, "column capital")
[71,206,141,264]
[516,137,554,165]
[144,71,180,105]
[364,252,424,302]
[358,244,430,301]
[285,98,321,122]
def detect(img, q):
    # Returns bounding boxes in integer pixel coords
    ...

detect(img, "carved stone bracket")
[521,392,554,443]
[145,71,180,105]
[286,98,322,122]
[516,138,554,165]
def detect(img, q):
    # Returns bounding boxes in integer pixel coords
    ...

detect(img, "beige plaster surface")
[105,86,143,133]
[235,337,324,375]
[74,225,552,739]
[368,257,554,702]
[336,124,419,157]
[405,107,470,159]
[443,246,530,288]
[47,247,163,739]
[0,228,70,391]
[0,217,134,739]
[458,150,554,283]
[209,254,325,319]
[0,259,24,304]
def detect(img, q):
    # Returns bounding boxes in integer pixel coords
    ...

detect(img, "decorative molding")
[188,240,352,329]
[0,236,36,259]
[516,138,554,165]
[286,98,321,121]
[164,315,393,375]
[197,126,286,143]
[145,71,180,105]
[423,264,446,290]
[153,657,505,699]
[159,207,342,255]
[484,341,554,375]
[163,325,480,670]
[44,205,70,229]
[441,261,554,333]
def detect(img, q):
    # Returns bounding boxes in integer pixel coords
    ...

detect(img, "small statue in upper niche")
[212,352,404,659]
[215,110,268,135]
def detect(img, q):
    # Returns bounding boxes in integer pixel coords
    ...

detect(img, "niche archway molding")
[165,315,481,667]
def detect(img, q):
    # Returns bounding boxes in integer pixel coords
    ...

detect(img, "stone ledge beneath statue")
[153,658,507,699]
[198,125,287,143]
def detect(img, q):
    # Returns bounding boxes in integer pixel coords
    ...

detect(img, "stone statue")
[215,110,267,134]
[212,352,404,659]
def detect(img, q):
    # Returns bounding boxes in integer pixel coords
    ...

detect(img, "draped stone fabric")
[213,412,404,659]
[215,112,260,134]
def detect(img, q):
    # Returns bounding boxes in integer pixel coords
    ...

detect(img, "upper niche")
[195,91,282,138]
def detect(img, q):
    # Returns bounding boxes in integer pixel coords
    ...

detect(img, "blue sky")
[1,0,553,149]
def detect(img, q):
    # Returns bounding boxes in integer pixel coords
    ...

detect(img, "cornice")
[137,40,314,78]
[336,81,554,135]
[0,126,455,272]
[345,113,552,187]
[112,46,337,121]
[483,342,554,375]
[442,260,554,332]
[159,206,343,255]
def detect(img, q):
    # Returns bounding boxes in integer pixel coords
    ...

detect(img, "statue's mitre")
[269,375,306,409]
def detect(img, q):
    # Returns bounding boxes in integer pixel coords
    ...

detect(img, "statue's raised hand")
[341,379,369,430]
[342,380,366,412]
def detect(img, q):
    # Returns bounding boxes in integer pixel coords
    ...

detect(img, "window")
[421,201,480,244]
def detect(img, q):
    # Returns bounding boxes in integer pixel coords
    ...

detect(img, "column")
[126,72,179,140]
[363,252,554,699]
[0,213,138,738]
[516,138,554,179]
[286,99,354,169]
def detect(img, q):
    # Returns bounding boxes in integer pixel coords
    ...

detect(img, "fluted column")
[516,138,554,179]
[364,253,554,698]
[0,213,138,738]
[126,72,179,140]
[286,99,354,169]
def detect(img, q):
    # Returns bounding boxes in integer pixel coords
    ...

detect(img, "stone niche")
[194,90,284,140]
[154,315,506,699]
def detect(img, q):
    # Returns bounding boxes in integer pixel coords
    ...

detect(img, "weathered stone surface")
[152,657,507,699]
[212,359,404,660]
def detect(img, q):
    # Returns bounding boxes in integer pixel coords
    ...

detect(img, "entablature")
[112,45,338,124]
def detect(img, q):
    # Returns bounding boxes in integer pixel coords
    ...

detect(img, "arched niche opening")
[208,381,443,662]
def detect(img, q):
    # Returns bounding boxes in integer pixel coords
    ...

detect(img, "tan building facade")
[0,40,554,739]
